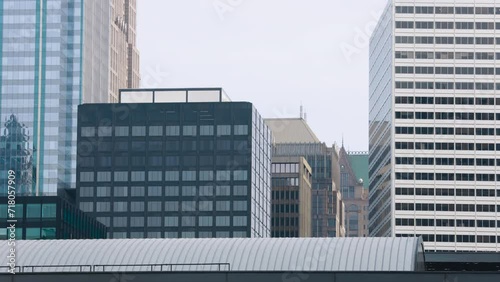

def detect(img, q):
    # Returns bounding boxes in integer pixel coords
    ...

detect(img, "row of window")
[272,217,299,227]
[79,185,248,198]
[396,172,500,182]
[395,187,495,197]
[80,155,249,168]
[98,215,247,228]
[87,139,248,153]
[79,170,248,183]
[397,233,500,244]
[396,66,500,75]
[396,36,500,45]
[272,204,300,213]
[396,111,500,121]
[395,6,500,15]
[395,51,499,60]
[271,163,300,174]
[81,200,248,213]
[396,81,500,90]
[271,177,300,187]
[396,157,500,167]
[271,190,300,201]
[396,21,500,30]
[396,96,500,105]
[396,218,500,228]
[111,230,247,239]
[0,203,56,219]
[395,141,500,151]
[396,126,500,136]
[81,125,249,137]
[395,202,500,212]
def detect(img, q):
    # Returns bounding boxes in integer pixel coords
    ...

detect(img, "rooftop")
[118,88,231,103]
[265,118,321,143]
[1,237,424,273]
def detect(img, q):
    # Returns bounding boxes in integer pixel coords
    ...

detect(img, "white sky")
[137,0,388,151]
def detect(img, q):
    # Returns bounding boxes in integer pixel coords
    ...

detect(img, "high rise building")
[0,0,139,195]
[339,146,368,237]
[271,156,312,237]
[76,88,272,239]
[266,118,345,237]
[109,0,140,102]
[369,0,500,251]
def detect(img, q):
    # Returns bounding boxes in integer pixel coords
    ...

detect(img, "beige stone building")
[271,156,312,237]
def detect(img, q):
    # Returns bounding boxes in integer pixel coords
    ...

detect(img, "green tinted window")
[42,204,57,218]
[26,228,41,239]
[26,204,41,218]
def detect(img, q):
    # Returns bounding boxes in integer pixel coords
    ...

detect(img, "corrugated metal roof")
[265,118,321,143]
[4,237,424,272]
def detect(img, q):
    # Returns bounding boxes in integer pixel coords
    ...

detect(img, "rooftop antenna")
[300,103,303,119]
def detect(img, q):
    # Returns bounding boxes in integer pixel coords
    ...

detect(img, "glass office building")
[0,0,112,195]
[0,193,107,240]
[76,88,272,238]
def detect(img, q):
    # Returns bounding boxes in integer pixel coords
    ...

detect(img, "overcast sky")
[137,0,388,151]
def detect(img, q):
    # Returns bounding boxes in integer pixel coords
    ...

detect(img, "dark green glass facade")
[0,194,107,240]
[76,102,272,238]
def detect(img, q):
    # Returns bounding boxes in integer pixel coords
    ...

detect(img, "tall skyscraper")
[0,0,139,195]
[369,0,500,251]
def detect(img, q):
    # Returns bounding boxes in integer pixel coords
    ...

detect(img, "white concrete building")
[369,0,500,252]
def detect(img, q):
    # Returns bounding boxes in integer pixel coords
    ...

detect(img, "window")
[96,202,111,212]
[182,171,197,181]
[216,170,231,181]
[233,201,247,211]
[130,202,144,212]
[79,187,94,197]
[217,125,231,136]
[41,204,56,218]
[149,126,163,136]
[97,186,111,197]
[80,171,94,182]
[81,127,95,137]
[148,186,162,196]
[199,216,213,226]
[165,216,178,227]
[113,202,128,212]
[395,6,414,13]
[199,171,214,181]
[131,186,145,196]
[114,171,128,182]
[234,125,248,135]
[148,201,162,212]
[148,171,162,181]
[183,125,197,136]
[166,126,180,136]
[130,217,144,227]
[165,171,179,181]
[233,170,248,181]
[216,186,230,196]
[131,171,145,181]
[165,201,179,212]
[165,186,179,196]
[115,126,129,136]
[233,216,247,226]
[113,186,128,197]
[216,201,230,211]
[79,202,93,212]
[200,125,214,136]
[113,217,127,227]
[132,126,146,136]
[182,201,196,212]
[182,186,197,196]
[216,216,230,226]
[199,201,213,211]
[148,217,162,227]
[181,216,195,226]
[97,126,112,137]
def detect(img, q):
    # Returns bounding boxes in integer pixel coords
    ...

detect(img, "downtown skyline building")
[76,88,272,239]
[0,0,140,195]
[369,0,500,252]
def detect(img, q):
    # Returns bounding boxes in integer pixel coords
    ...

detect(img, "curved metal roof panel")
[5,237,424,272]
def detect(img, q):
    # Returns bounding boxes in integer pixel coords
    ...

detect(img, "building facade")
[271,156,312,237]
[0,0,139,195]
[76,88,272,239]
[0,191,107,240]
[266,118,345,237]
[369,0,500,251]
[339,146,368,237]
[109,0,140,103]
